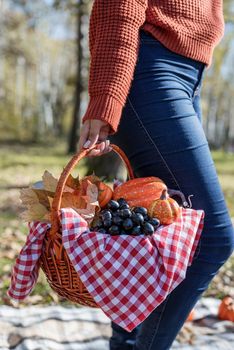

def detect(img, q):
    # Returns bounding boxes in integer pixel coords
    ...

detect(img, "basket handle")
[50,144,135,238]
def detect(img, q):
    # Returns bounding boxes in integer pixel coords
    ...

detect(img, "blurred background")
[0,0,234,323]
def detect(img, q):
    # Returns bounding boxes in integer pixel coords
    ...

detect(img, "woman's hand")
[77,119,112,156]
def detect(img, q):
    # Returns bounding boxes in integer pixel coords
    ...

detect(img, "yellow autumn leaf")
[20,188,39,206]
[20,203,50,222]
[42,170,58,192]
[33,189,54,209]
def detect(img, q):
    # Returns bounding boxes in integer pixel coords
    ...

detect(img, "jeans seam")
[148,298,171,350]
[192,65,205,101]
[135,297,170,350]
[127,96,184,193]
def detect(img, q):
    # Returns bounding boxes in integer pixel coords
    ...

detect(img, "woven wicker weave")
[39,144,134,307]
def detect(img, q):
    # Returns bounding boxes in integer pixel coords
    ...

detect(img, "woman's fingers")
[85,120,101,148]
[77,120,90,152]
[78,119,112,156]
[87,140,112,157]
[98,123,110,141]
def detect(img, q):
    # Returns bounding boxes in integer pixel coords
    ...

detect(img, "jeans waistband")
[139,29,206,72]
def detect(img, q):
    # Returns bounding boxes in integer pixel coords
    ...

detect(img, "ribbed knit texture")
[82,0,224,134]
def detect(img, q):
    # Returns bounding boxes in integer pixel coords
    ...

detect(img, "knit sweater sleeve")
[81,0,147,134]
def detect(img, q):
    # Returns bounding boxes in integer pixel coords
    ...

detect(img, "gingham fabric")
[8,207,204,331]
[7,221,49,301]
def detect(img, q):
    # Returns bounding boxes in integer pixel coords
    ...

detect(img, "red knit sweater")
[82,0,224,134]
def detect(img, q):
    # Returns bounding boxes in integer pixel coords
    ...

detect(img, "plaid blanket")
[8,207,204,331]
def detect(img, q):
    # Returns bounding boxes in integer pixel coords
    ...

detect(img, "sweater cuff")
[82,94,124,134]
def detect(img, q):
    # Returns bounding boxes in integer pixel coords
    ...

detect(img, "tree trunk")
[67,1,84,154]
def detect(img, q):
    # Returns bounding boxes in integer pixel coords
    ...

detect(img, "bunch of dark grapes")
[91,198,160,236]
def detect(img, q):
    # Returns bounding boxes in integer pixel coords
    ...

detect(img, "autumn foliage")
[20,172,113,225]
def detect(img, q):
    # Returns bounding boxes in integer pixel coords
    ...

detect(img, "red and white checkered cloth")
[8,207,204,331]
[7,221,49,301]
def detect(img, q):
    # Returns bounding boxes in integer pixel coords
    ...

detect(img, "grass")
[0,142,233,305]
[0,142,87,187]
[212,151,234,217]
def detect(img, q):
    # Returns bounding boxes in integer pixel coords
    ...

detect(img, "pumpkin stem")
[168,188,190,207]
[187,194,194,208]
[160,189,168,200]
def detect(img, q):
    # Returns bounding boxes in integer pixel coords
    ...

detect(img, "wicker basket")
[39,144,134,307]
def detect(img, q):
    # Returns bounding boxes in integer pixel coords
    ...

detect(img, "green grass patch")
[0,141,87,186]
[212,150,234,217]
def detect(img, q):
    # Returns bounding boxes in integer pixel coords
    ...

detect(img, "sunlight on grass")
[0,142,87,186]
[212,151,234,217]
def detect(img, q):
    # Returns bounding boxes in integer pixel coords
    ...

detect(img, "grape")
[94,198,159,237]
[122,218,134,231]
[112,215,123,226]
[101,210,112,220]
[132,213,144,226]
[131,226,142,236]
[117,198,127,207]
[142,222,154,236]
[109,225,120,236]
[133,207,148,216]
[103,219,112,228]
[97,228,107,234]
[107,200,120,211]
[119,209,132,219]
[120,203,130,209]
[143,214,150,222]
[149,218,160,228]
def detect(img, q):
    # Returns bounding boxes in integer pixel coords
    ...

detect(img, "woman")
[78,1,234,349]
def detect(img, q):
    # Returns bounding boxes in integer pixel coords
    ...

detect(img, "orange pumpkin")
[218,296,234,322]
[186,309,195,322]
[113,177,167,209]
[148,190,181,225]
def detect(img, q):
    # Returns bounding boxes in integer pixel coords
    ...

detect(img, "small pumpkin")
[113,176,167,209]
[186,309,195,322]
[148,189,181,225]
[218,296,234,322]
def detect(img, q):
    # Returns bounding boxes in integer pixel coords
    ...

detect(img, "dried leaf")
[66,173,80,190]
[20,188,38,205]
[75,181,100,224]
[48,196,53,208]
[61,191,84,209]
[20,203,50,222]
[64,185,75,193]
[33,189,54,209]
[42,170,58,192]
[86,180,99,201]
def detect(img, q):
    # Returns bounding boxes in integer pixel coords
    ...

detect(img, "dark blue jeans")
[109,30,234,350]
